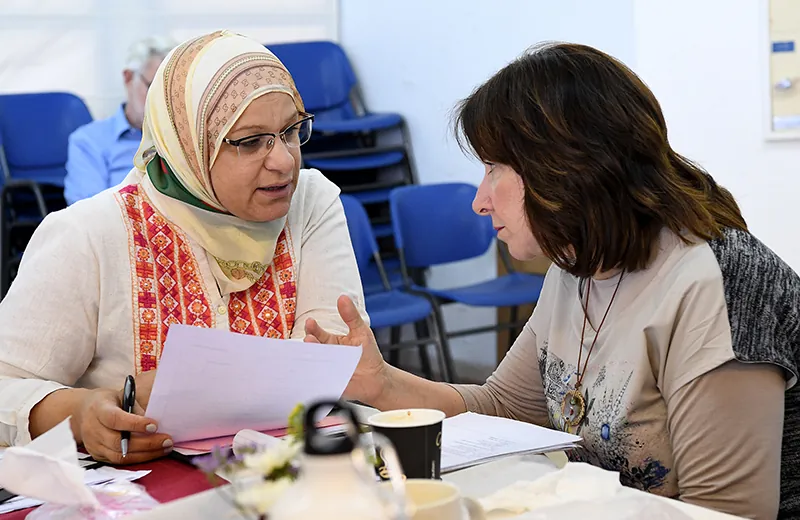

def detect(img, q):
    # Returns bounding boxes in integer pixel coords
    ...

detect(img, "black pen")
[121,375,136,458]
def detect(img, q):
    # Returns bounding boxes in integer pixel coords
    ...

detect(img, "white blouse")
[0,168,366,446]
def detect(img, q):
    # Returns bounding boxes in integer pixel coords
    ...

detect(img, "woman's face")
[210,92,301,222]
[472,162,543,261]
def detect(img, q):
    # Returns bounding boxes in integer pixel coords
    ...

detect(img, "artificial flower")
[243,439,301,476]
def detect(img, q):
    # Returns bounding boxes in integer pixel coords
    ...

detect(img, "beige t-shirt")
[539,229,734,494]
[455,228,798,519]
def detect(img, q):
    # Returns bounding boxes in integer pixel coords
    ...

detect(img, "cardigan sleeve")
[290,169,368,340]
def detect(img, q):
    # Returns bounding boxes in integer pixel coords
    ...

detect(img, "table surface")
[0,452,745,520]
[1,403,383,519]
[1,402,745,520]
[125,454,563,520]
[116,453,742,520]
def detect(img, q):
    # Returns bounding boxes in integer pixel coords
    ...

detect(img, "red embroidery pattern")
[228,229,297,338]
[117,185,213,374]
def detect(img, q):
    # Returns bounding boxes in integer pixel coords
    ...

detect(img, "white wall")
[633,0,800,270]
[0,0,339,119]
[340,0,636,379]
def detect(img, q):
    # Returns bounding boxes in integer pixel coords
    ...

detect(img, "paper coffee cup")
[368,409,445,480]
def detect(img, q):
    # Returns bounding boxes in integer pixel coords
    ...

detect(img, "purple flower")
[194,445,238,475]
[193,452,221,474]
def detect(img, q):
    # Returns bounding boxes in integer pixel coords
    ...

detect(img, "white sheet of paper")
[232,429,282,455]
[441,412,581,473]
[144,324,362,443]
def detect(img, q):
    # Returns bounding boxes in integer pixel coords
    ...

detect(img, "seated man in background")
[64,35,175,205]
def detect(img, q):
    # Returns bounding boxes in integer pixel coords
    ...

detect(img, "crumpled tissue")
[478,462,692,519]
[0,417,98,507]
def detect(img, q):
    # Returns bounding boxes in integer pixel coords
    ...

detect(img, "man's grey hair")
[125,35,176,73]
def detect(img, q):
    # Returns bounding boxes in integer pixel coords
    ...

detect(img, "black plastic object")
[303,400,361,456]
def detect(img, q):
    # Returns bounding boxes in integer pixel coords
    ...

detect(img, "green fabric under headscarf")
[146,156,226,215]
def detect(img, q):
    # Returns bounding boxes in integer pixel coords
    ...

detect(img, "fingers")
[88,435,173,465]
[304,295,367,344]
[304,333,321,344]
[78,388,169,465]
[97,448,167,465]
[86,419,173,465]
[337,295,367,331]
[96,400,158,434]
[99,430,172,456]
[304,318,336,345]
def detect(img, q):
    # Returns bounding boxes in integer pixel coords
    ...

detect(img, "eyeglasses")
[222,113,315,161]
[138,73,153,89]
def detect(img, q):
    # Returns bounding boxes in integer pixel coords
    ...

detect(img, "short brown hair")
[455,42,746,278]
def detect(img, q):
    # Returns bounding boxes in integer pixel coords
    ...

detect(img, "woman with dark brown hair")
[306,43,800,519]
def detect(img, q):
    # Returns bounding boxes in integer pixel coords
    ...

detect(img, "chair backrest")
[0,92,93,186]
[267,41,359,122]
[390,183,496,268]
[340,194,380,272]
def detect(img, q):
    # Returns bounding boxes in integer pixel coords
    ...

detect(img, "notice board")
[767,0,800,138]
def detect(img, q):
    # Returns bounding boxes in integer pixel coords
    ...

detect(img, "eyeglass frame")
[137,72,154,89]
[221,113,315,156]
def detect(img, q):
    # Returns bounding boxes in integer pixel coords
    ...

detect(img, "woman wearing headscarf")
[0,31,366,464]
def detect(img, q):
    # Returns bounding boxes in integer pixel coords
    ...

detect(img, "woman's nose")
[264,138,295,172]
[472,182,492,216]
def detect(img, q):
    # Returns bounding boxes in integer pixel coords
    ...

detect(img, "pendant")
[561,389,586,429]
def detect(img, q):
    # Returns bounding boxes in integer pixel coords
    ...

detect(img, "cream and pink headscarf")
[133,30,304,295]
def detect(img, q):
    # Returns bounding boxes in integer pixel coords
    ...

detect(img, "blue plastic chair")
[360,257,404,295]
[267,41,401,132]
[390,183,546,381]
[0,92,92,189]
[341,194,452,382]
[0,92,92,297]
[268,41,415,195]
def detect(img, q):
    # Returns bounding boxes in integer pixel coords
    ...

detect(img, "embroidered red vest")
[116,185,297,374]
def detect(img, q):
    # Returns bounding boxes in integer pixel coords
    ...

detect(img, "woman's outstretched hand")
[304,294,389,406]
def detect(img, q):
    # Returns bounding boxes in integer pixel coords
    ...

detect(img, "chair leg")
[388,327,401,367]
[429,301,457,383]
[506,306,519,354]
[413,320,434,380]
[427,314,453,383]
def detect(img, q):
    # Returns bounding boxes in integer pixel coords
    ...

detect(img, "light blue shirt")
[64,105,143,205]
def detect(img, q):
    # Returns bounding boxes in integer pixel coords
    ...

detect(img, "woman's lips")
[257,183,291,198]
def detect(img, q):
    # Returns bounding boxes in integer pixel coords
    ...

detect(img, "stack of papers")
[174,416,347,456]
[441,412,580,473]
